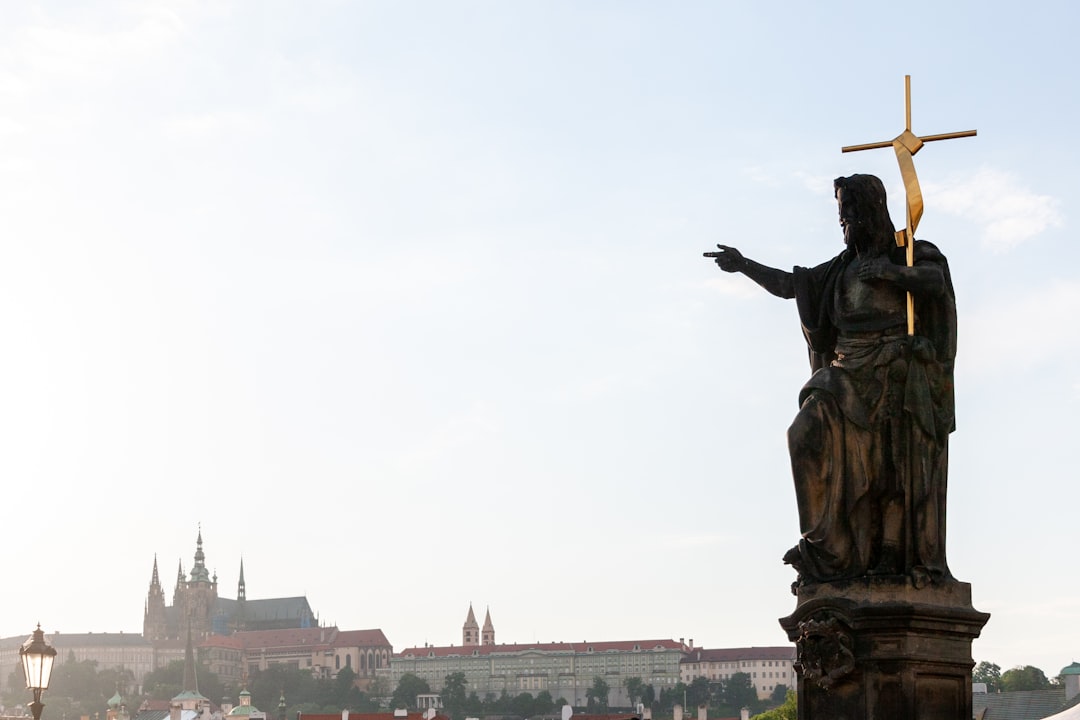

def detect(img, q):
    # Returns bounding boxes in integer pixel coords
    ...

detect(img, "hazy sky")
[1,1,1076,680]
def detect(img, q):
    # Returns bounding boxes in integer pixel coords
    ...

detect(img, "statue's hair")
[833,174,896,254]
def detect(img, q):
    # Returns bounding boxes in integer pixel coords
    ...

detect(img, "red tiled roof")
[397,640,684,658]
[200,635,244,650]
[229,627,333,650]
[331,629,391,648]
[139,701,172,712]
[192,627,390,653]
[680,647,795,663]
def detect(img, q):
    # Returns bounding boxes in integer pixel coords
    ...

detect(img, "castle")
[143,529,316,641]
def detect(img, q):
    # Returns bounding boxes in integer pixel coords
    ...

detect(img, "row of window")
[684,659,791,674]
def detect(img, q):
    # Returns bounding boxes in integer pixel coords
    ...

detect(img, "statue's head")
[833,174,896,255]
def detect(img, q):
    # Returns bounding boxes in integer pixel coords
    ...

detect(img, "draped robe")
[785,240,956,586]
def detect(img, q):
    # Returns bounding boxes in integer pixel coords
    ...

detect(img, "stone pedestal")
[779,578,990,720]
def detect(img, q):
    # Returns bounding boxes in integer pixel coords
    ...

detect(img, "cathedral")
[143,529,317,640]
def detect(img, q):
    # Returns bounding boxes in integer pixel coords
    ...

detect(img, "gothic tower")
[481,607,495,646]
[237,558,246,601]
[144,555,168,640]
[176,528,219,640]
[232,557,248,632]
[174,561,185,606]
[463,604,479,647]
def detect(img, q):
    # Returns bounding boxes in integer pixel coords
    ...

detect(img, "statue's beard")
[846,222,888,257]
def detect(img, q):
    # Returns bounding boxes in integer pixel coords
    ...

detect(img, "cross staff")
[842,75,976,335]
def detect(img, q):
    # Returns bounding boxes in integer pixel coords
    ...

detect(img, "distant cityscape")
[0,531,795,706]
[5,531,1078,720]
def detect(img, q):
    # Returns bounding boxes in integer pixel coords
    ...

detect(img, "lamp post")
[20,624,57,720]
[277,691,286,720]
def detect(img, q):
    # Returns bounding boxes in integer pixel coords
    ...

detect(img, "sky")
[0,0,1077,681]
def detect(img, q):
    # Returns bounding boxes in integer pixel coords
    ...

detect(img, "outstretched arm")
[705,245,795,299]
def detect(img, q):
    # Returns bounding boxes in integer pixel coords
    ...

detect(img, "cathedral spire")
[182,624,199,694]
[145,553,168,641]
[238,558,247,601]
[190,526,211,584]
[171,623,209,709]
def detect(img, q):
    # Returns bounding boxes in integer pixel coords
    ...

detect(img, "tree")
[586,677,609,710]
[973,662,1002,692]
[768,684,789,705]
[751,690,796,720]
[723,673,757,710]
[2,665,26,709]
[333,666,364,708]
[624,677,645,707]
[391,673,431,710]
[641,683,656,708]
[488,690,510,713]
[510,692,536,718]
[441,672,468,720]
[367,675,391,705]
[249,665,320,711]
[1000,665,1049,692]
[465,691,483,717]
[658,682,687,713]
[5,657,136,719]
[534,690,555,715]
[686,676,711,709]
[144,659,226,707]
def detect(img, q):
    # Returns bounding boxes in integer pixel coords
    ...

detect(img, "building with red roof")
[199,626,392,691]
[680,647,796,700]
[390,606,687,707]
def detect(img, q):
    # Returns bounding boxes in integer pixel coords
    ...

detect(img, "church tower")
[231,558,248,633]
[177,528,219,639]
[174,561,185,606]
[463,604,479,646]
[481,607,495,646]
[144,555,168,640]
[237,558,246,602]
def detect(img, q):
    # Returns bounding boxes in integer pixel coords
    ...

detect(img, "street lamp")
[277,691,286,720]
[20,624,57,720]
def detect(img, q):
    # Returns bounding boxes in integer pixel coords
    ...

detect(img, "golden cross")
[841,75,976,334]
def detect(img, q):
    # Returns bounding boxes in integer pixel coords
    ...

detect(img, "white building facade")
[392,639,687,706]
[679,647,796,700]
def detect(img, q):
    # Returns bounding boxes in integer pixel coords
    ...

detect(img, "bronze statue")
[708,174,956,589]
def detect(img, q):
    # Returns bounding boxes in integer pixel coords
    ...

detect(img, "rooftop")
[397,639,685,658]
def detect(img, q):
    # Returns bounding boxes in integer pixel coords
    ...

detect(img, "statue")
[708,173,956,589]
